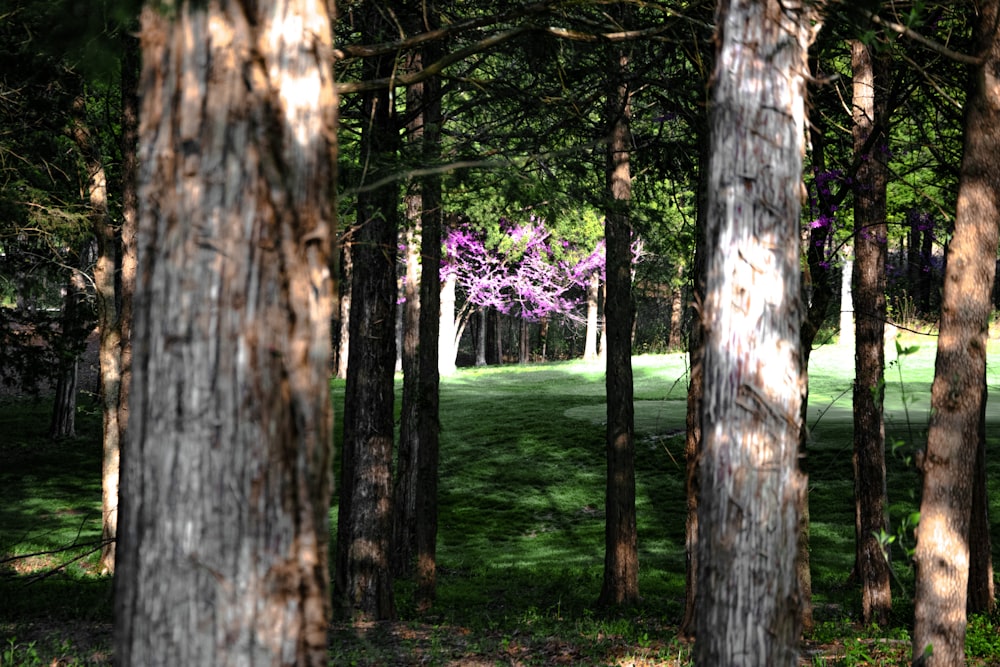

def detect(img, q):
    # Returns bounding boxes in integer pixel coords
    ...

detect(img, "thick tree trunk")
[913,4,1000,662]
[851,38,892,628]
[114,3,336,664]
[599,13,639,606]
[695,1,813,664]
[335,6,400,619]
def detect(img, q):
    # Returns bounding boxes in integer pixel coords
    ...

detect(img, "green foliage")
[965,614,1000,661]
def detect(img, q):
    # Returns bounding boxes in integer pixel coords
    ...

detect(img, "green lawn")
[4,337,1000,665]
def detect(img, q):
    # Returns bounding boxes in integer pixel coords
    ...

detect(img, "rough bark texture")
[335,4,400,619]
[598,14,639,607]
[114,2,337,664]
[913,3,1000,663]
[695,1,812,664]
[851,38,892,628]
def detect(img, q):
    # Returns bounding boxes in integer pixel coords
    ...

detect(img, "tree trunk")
[109,30,139,576]
[114,2,337,664]
[69,90,120,574]
[599,10,639,606]
[584,273,600,361]
[415,58,443,608]
[49,267,85,440]
[695,1,813,663]
[680,124,709,637]
[336,237,353,380]
[335,4,400,620]
[967,378,994,615]
[851,38,892,628]
[439,272,459,374]
[394,223,421,577]
[913,4,1000,662]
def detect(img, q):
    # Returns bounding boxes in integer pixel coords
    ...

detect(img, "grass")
[3,334,1000,665]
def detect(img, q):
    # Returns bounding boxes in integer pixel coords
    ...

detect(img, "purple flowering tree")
[438,216,605,369]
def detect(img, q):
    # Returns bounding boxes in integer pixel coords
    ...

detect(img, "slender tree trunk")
[967,378,995,615]
[913,4,1000,662]
[415,58,442,608]
[114,2,337,663]
[394,221,421,577]
[599,9,639,606]
[584,273,600,361]
[851,37,892,628]
[110,31,139,576]
[438,272,458,374]
[680,125,708,637]
[336,237,353,380]
[335,4,400,619]
[49,267,85,440]
[70,91,120,574]
[696,1,814,663]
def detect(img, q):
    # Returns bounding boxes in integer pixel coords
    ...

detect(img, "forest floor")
[4,336,1000,666]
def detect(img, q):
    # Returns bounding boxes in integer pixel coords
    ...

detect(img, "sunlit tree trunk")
[696,0,814,663]
[439,271,458,374]
[851,37,891,628]
[913,2,1000,663]
[114,1,337,664]
[599,4,638,606]
[336,237,352,380]
[69,91,119,574]
[584,273,600,361]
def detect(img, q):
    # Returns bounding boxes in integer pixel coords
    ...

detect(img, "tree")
[113,1,337,663]
[696,0,815,663]
[912,0,1000,663]
[334,0,401,621]
[850,35,892,628]
[598,0,639,607]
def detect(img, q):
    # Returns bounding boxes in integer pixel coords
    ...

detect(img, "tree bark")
[851,37,892,628]
[335,3,400,620]
[69,90,120,574]
[599,8,639,606]
[415,58,443,608]
[336,237,352,380]
[114,2,337,664]
[913,3,1000,662]
[967,378,994,615]
[584,273,600,361]
[110,29,140,577]
[695,1,813,663]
